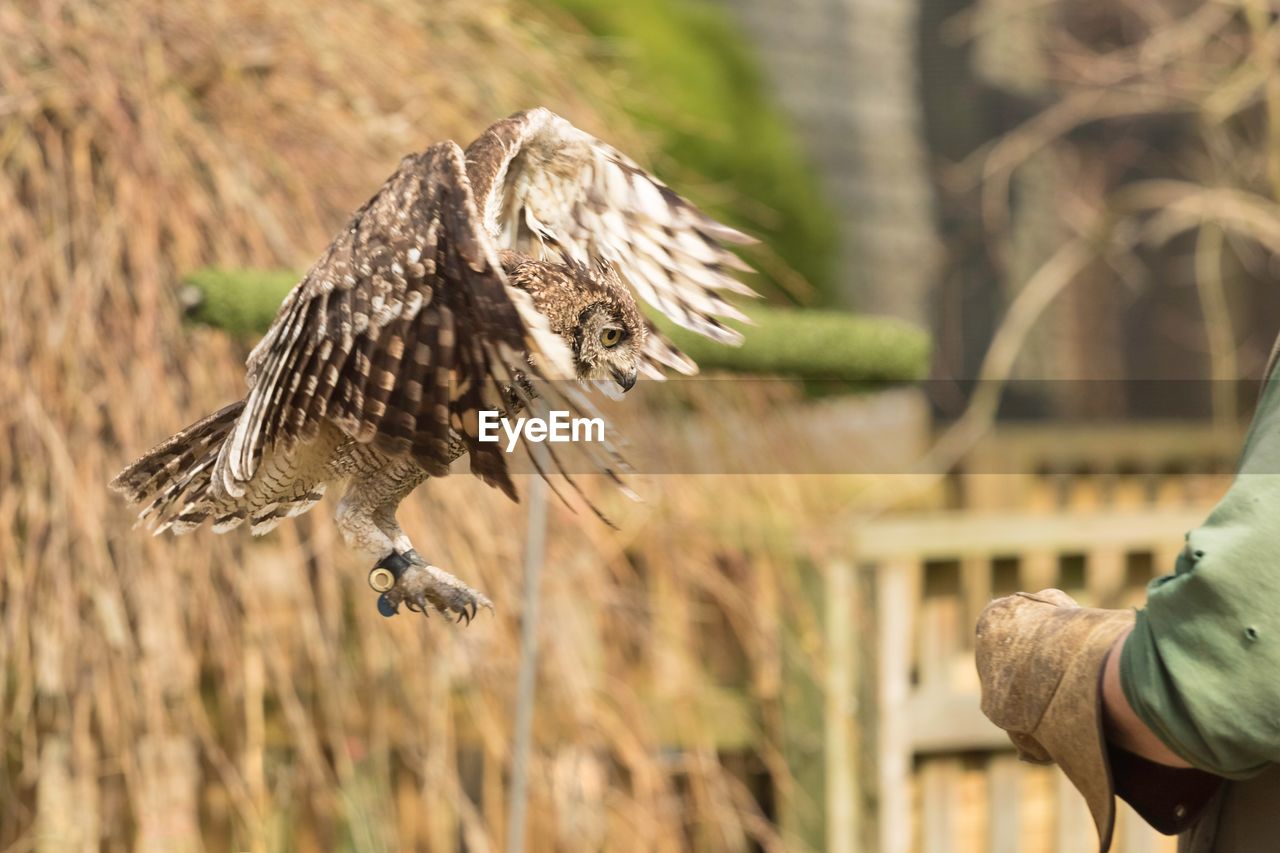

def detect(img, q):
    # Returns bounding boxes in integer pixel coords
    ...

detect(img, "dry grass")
[0,2,906,850]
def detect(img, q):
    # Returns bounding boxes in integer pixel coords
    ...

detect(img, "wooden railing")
[955,423,1242,511]
[857,508,1210,853]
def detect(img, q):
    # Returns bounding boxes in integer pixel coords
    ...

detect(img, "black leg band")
[376,550,416,580]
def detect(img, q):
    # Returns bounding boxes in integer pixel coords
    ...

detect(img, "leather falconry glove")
[977,589,1220,852]
[975,589,1135,852]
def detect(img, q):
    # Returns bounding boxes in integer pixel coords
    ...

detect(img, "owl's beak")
[611,367,638,393]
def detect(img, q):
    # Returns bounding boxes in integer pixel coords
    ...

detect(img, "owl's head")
[503,254,647,398]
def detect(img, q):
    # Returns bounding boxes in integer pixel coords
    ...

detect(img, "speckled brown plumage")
[502,254,640,340]
[112,108,757,622]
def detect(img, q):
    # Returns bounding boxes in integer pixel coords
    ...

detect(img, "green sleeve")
[1120,373,1280,779]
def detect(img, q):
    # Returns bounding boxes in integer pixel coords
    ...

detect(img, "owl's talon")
[370,549,491,626]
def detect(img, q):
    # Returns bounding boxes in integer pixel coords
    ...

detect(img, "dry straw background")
[0,2,884,849]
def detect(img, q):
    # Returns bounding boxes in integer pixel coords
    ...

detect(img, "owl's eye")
[600,328,625,348]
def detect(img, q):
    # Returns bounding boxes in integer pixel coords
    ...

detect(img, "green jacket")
[1122,370,1280,778]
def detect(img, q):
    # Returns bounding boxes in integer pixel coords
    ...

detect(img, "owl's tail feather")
[111,401,245,534]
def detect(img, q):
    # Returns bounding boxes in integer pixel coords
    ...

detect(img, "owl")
[112,108,757,622]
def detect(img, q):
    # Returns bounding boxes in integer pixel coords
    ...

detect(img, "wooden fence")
[954,423,1242,511]
[857,507,1210,853]
[818,419,1249,852]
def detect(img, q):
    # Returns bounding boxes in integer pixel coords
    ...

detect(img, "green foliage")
[182,267,303,338]
[654,308,930,383]
[543,0,838,300]
[182,268,930,383]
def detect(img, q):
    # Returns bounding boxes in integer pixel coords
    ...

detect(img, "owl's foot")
[370,550,492,624]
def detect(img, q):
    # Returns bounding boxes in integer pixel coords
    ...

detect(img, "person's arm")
[1102,629,1192,768]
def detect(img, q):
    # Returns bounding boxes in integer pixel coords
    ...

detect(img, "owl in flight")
[112,108,756,622]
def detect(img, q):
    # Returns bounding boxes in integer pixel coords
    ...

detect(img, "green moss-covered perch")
[182,267,930,383]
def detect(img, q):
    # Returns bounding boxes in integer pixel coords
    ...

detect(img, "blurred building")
[722,0,1280,422]
[717,0,941,328]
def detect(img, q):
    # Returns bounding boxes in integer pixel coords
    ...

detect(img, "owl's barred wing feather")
[465,108,758,373]
[214,141,618,502]
[637,319,697,379]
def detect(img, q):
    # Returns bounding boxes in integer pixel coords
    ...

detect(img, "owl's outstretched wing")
[214,142,617,502]
[464,108,758,375]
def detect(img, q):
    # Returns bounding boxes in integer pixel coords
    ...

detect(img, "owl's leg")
[334,460,491,623]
